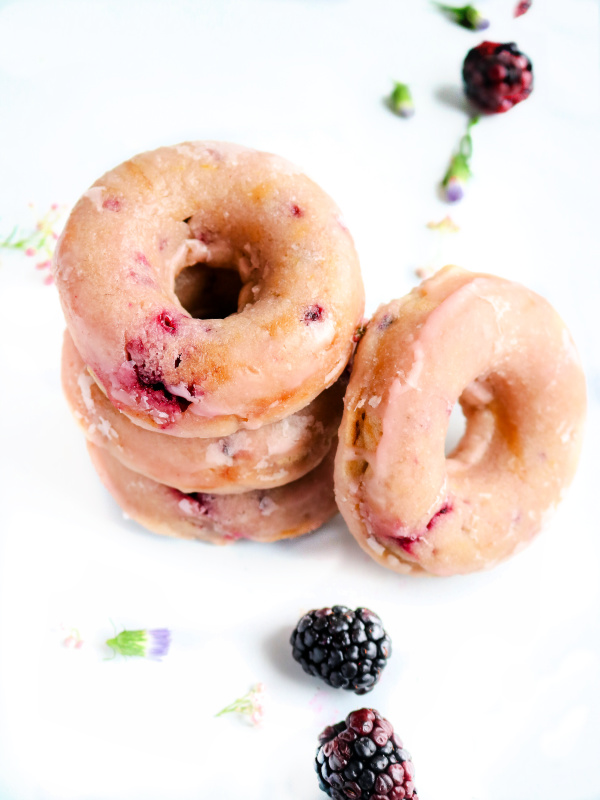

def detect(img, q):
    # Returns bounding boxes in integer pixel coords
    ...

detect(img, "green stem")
[215,698,252,717]
[389,82,414,117]
[433,3,486,29]
[459,115,479,159]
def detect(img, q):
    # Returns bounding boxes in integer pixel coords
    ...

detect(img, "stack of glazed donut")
[56,142,364,545]
[54,141,587,575]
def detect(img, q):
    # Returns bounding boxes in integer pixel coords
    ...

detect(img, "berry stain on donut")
[157,310,178,334]
[220,440,232,458]
[426,503,452,531]
[195,230,217,244]
[174,489,214,518]
[187,492,214,515]
[395,536,421,554]
[135,367,190,413]
[378,314,395,330]
[303,304,325,324]
[102,197,121,212]
[124,339,191,417]
[135,252,152,268]
[223,531,246,541]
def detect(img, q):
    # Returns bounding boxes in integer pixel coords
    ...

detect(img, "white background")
[0,1,599,798]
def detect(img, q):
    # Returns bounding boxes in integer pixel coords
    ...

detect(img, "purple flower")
[148,628,172,659]
[440,116,479,203]
[472,11,490,30]
[445,176,465,203]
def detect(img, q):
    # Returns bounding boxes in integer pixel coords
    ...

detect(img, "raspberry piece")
[514,0,532,17]
[291,607,392,694]
[316,709,418,799]
[462,41,533,113]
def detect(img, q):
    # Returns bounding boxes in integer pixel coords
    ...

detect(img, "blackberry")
[463,41,533,113]
[290,606,391,694]
[315,708,418,800]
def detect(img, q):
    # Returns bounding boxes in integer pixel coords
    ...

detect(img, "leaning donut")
[62,330,344,493]
[88,440,338,544]
[335,266,586,576]
[54,142,364,437]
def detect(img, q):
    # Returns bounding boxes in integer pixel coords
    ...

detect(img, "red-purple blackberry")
[290,606,391,694]
[316,708,418,800]
[462,41,533,113]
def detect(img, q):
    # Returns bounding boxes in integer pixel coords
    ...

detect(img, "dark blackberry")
[315,708,418,800]
[290,606,391,694]
[463,41,533,113]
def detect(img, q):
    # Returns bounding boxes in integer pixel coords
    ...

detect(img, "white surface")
[1,1,599,798]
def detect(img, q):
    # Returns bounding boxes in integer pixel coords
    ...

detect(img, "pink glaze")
[334,266,587,576]
[62,331,344,493]
[87,439,338,545]
[54,141,364,437]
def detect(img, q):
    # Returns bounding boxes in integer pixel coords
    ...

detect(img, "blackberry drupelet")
[290,606,391,694]
[463,41,533,113]
[315,708,418,800]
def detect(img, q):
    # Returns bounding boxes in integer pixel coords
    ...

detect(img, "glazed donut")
[62,330,344,493]
[335,266,586,576]
[54,142,364,437]
[87,440,338,544]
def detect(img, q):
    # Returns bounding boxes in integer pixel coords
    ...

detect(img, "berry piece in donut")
[119,336,193,415]
[334,265,586,576]
[54,141,364,438]
[102,197,121,212]
[304,304,325,323]
[316,709,418,799]
[290,606,392,694]
[173,491,213,519]
[156,310,179,333]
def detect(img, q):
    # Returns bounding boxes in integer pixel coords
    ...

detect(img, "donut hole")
[174,264,243,320]
[445,402,467,456]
